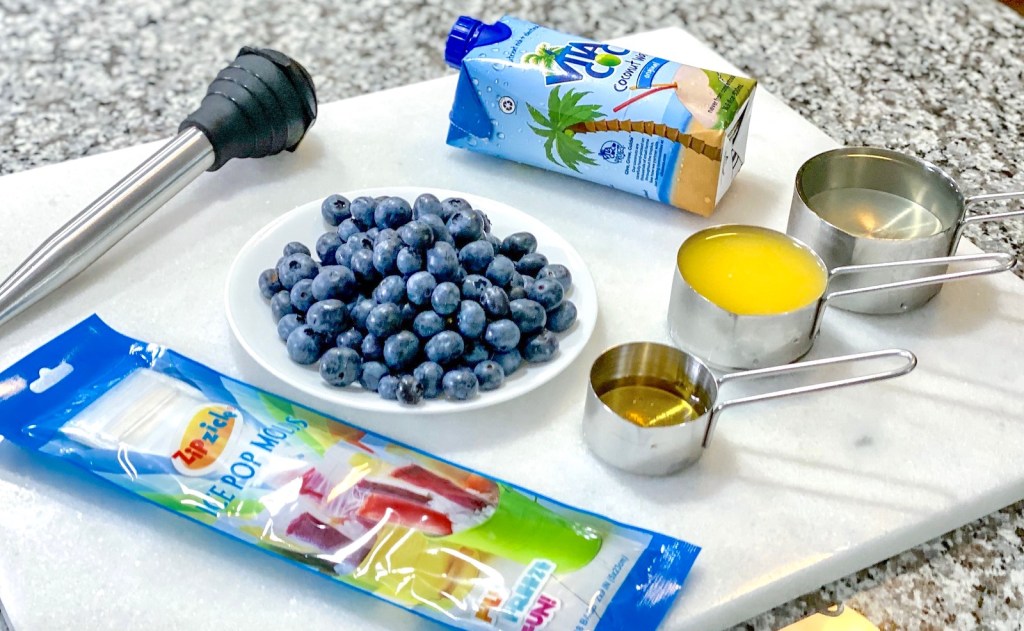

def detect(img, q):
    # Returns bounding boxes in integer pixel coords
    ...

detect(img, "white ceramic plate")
[225,187,597,414]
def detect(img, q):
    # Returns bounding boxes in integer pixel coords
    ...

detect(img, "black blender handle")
[179,46,318,170]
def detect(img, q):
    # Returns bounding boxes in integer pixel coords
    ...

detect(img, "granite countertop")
[1,0,1022,628]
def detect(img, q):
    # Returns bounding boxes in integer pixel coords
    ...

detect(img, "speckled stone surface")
[0,1,1021,629]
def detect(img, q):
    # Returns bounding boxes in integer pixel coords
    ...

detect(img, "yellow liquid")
[599,381,703,428]
[678,225,827,315]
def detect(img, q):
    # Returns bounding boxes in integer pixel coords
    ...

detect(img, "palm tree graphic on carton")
[521,43,727,172]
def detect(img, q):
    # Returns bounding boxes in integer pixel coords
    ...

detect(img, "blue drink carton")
[445,16,757,216]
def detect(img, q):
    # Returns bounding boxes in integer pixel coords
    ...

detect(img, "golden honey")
[598,378,704,428]
[678,225,827,315]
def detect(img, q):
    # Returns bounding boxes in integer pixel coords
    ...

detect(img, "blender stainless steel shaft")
[0,46,318,330]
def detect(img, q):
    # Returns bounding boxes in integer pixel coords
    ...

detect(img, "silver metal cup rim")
[793,146,965,242]
[674,224,830,320]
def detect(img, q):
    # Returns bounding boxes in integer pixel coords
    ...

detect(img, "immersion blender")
[0,47,317,329]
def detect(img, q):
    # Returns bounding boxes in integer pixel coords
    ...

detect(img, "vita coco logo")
[522,42,629,85]
[171,404,240,476]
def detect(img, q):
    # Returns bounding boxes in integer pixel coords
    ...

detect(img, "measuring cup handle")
[957,192,1024,245]
[703,349,917,447]
[822,252,1014,305]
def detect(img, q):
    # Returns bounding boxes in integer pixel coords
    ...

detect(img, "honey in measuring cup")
[678,225,827,315]
[598,376,707,428]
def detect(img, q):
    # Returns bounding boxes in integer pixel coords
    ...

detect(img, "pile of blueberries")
[258,193,578,405]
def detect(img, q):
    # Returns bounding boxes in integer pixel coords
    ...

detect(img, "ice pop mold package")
[0,315,700,630]
[445,16,757,216]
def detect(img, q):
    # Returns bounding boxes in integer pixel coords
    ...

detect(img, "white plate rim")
[224,186,598,415]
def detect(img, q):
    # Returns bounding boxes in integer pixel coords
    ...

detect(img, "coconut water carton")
[445,16,757,216]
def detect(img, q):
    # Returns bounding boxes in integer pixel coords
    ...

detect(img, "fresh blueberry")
[442,368,478,400]
[374,197,413,229]
[447,210,484,245]
[396,375,424,405]
[458,239,495,274]
[431,282,461,316]
[492,349,522,376]
[348,297,375,330]
[359,361,389,391]
[486,232,501,248]
[276,253,319,290]
[361,334,384,361]
[398,220,435,250]
[474,360,505,391]
[372,238,402,275]
[537,264,573,291]
[413,193,444,219]
[406,271,438,306]
[546,300,577,332]
[319,347,362,387]
[484,319,521,352]
[286,326,323,365]
[283,241,311,257]
[528,278,564,310]
[508,287,527,301]
[366,227,380,241]
[383,331,419,371]
[306,299,347,337]
[509,271,525,289]
[457,300,487,339]
[337,218,362,241]
[500,232,537,261]
[258,269,283,299]
[336,328,364,351]
[516,252,549,277]
[485,255,515,288]
[312,265,357,302]
[425,331,465,365]
[349,249,378,286]
[350,196,377,230]
[276,313,304,341]
[289,279,316,312]
[509,299,547,335]
[414,362,444,398]
[377,375,400,400]
[333,243,354,267]
[346,232,374,252]
[440,197,471,220]
[420,214,454,245]
[413,311,445,339]
[366,303,402,338]
[374,228,399,246]
[480,286,511,318]
[477,209,492,234]
[396,247,424,276]
[522,330,559,363]
[316,231,343,265]
[373,275,406,304]
[426,242,460,281]
[321,194,351,226]
[461,341,490,366]
[522,275,535,293]
[270,290,294,321]
[461,274,492,302]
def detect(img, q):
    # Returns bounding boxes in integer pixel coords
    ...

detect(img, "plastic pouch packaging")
[0,315,700,630]
[445,16,757,217]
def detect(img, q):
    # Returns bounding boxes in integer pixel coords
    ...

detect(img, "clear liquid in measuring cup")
[599,378,705,428]
[809,187,945,240]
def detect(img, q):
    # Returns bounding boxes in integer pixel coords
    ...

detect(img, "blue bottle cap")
[445,16,483,69]
[444,16,513,69]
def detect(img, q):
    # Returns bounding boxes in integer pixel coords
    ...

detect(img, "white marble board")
[0,28,1021,631]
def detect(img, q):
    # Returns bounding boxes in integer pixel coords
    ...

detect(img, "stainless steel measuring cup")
[582,342,916,476]
[788,147,1023,314]
[668,225,1011,369]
